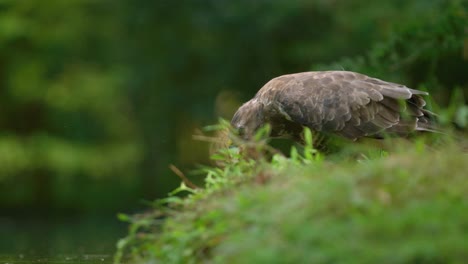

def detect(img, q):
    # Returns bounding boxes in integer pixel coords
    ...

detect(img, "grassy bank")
[115,130,468,263]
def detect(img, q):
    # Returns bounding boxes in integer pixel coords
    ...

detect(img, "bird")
[231,71,437,145]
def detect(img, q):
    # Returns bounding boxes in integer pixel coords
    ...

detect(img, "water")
[0,213,126,264]
[0,254,112,263]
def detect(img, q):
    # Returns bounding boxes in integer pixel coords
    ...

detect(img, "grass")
[115,124,468,264]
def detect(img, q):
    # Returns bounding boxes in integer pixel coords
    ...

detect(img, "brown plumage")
[231,71,437,143]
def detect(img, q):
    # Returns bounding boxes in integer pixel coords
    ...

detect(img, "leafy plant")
[114,122,325,263]
[115,118,467,264]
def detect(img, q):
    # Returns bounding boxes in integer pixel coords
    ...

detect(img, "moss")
[115,128,468,264]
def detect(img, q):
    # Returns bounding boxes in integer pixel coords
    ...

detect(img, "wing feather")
[257,71,432,140]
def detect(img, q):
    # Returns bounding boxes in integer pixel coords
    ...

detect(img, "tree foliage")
[0,1,141,211]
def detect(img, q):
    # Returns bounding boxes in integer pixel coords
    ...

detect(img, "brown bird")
[231,71,437,143]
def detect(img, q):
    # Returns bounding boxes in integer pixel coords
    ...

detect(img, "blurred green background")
[0,0,466,256]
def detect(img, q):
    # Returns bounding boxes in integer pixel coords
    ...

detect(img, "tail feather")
[416,108,439,132]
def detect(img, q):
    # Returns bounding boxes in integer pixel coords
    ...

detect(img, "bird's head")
[231,99,265,139]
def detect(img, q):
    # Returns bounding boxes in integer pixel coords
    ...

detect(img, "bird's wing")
[258,71,429,140]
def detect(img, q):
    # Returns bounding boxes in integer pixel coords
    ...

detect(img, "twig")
[169,164,200,189]
[192,134,226,144]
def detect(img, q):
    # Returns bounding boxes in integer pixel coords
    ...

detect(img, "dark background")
[0,0,466,254]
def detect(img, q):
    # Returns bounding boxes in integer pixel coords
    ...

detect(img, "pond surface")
[0,213,126,264]
[0,254,112,264]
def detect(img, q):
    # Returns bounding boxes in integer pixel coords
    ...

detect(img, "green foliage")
[115,122,467,263]
[0,1,142,211]
[114,124,324,263]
